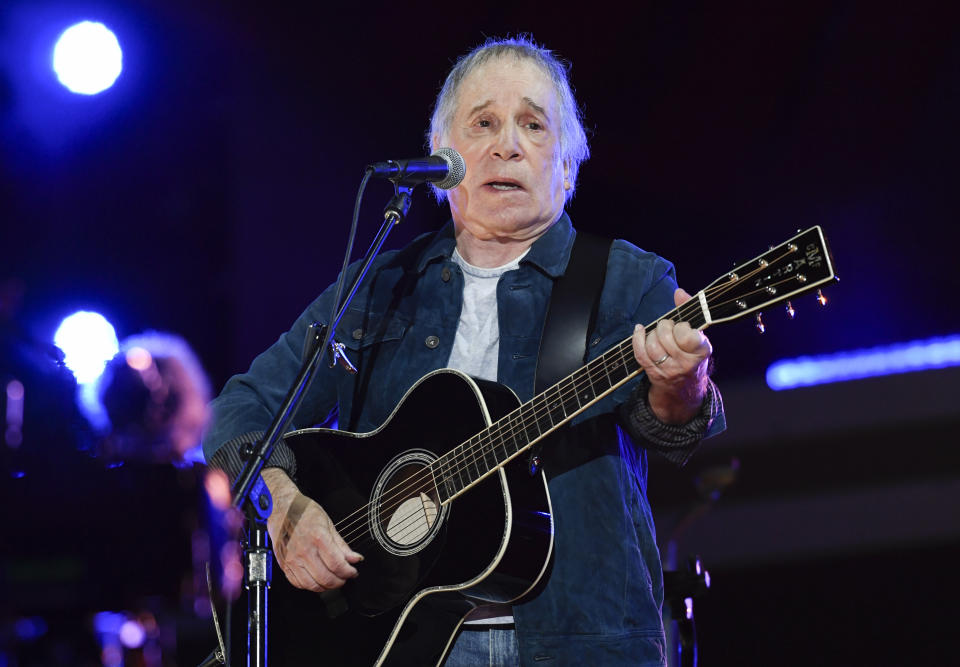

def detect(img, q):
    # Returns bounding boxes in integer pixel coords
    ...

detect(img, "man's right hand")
[261,468,363,592]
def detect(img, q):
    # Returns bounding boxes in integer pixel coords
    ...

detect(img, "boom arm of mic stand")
[230,186,412,506]
[320,184,413,365]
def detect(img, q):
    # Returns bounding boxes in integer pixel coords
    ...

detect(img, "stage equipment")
[53,310,118,384]
[53,21,123,95]
[202,159,441,667]
[664,557,711,667]
[767,333,960,389]
[367,147,465,189]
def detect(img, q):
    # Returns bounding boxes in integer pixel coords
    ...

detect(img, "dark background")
[1,1,958,665]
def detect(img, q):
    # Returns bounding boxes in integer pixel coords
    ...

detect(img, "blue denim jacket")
[204,213,724,666]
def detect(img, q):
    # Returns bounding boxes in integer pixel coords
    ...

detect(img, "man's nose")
[491,125,522,160]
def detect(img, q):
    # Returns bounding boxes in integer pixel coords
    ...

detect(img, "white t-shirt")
[445,248,526,382]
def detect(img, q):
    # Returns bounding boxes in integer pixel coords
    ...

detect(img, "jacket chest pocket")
[334,309,410,430]
[337,309,408,353]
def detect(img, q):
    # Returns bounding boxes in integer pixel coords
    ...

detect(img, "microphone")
[367,147,466,190]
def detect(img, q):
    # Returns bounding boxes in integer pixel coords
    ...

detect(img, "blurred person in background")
[98,331,211,464]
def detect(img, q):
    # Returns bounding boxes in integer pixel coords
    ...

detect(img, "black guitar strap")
[531,231,613,475]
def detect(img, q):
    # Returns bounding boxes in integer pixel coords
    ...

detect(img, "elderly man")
[204,37,723,666]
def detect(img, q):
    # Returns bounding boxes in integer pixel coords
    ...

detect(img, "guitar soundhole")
[369,449,448,556]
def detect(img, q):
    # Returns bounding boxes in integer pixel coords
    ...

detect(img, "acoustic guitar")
[271,226,836,665]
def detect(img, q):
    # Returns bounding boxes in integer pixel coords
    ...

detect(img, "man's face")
[439,58,569,243]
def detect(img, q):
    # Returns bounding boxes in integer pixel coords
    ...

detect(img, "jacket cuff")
[207,430,298,483]
[619,374,722,467]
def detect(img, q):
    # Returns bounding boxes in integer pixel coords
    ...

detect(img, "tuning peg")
[755,312,765,333]
[816,289,827,306]
[785,301,796,319]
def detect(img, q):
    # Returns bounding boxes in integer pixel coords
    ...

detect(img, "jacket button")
[441,267,452,282]
[424,335,440,349]
[352,328,364,340]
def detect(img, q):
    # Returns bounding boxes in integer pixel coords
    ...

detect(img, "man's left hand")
[631,288,713,424]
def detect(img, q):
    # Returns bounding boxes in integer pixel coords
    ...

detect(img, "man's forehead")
[465,96,549,117]
[456,59,556,115]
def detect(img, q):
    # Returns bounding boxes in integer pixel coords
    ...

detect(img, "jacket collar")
[415,211,575,278]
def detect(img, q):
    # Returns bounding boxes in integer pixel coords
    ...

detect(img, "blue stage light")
[93,610,125,635]
[766,335,960,390]
[52,21,123,95]
[53,311,119,384]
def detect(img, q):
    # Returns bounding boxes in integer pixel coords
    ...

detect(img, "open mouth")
[486,180,523,191]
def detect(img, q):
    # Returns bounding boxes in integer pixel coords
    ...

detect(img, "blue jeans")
[444,626,520,667]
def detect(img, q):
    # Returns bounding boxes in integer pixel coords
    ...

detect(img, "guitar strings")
[334,259,799,547]
[333,339,640,548]
[333,260,800,546]
[333,309,665,545]
[334,337,643,547]
[421,269,803,498]
[339,273,796,549]
[367,265,813,546]
[332,252,801,546]
[366,268,807,548]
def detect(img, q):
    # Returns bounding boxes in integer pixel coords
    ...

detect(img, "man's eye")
[477,119,491,128]
[527,122,542,131]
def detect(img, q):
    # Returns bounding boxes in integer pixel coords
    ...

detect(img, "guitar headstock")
[699,226,837,327]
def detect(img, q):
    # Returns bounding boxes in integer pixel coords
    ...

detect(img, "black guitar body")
[266,370,554,666]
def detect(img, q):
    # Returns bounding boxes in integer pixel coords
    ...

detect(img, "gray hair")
[427,36,590,202]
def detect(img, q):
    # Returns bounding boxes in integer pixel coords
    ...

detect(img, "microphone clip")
[384,185,414,224]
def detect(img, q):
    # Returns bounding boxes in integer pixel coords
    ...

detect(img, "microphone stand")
[212,183,414,667]
[663,460,738,667]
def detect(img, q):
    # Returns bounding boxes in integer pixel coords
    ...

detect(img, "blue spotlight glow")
[53,311,119,384]
[766,335,960,390]
[52,21,123,95]
[93,610,125,635]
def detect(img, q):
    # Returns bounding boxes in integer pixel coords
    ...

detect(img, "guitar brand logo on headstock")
[749,237,826,289]
[805,243,824,268]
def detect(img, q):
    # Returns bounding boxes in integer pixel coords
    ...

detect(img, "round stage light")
[53,311,119,384]
[52,21,123,95]
[118,619,146,648]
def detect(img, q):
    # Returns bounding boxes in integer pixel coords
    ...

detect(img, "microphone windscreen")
[432,147,466,190]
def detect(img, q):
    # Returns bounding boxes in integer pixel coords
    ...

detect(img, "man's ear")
[431,135,440,152]
[564,159,572,191]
